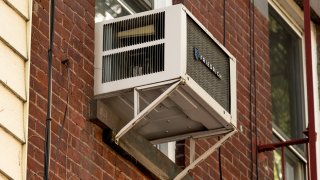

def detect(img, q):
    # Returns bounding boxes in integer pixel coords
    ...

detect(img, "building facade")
[0,0,319,179]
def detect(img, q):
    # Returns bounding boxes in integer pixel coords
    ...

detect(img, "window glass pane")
[274,151,282,180]
[273,148,306,180]
[269,7,304,139]
[285,161,295,180]
[120,0,153,13]
[95,0,153,22]
[156,141,175,162]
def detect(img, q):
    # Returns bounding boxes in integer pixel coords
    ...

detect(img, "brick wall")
[27,0,150,179]
[173,0,273,179]
[28,0,273,179]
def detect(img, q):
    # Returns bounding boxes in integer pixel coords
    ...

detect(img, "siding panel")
[0,0,27,58]
[0,41,26,100]
[0,84,24,142]
[0,128,23,180]
[0,0,30,179]
[0,172,10,180]
[6,0,29,18]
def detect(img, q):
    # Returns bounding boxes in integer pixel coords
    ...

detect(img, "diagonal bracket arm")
[115,80,181,144]
[174,129,237,180]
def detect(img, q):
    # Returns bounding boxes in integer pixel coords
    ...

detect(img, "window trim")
[153,0,172,9]
[268,0,303,37]
[269,0,308,141]
[268,1,309,177]
[269,6,306,140]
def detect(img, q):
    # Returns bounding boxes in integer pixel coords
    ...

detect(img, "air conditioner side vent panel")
[186,16,231,113]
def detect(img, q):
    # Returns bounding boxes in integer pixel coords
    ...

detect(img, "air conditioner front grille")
[102,44,165,83]
[103,12,165,51]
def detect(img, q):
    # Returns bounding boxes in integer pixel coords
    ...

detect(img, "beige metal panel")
[0,0,27,58]
[4,0,29,19]
[0,41,26,100]
[0,84,24,142]
[0,128,23,180]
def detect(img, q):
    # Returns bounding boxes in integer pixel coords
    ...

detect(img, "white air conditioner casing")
[94,4,237,143]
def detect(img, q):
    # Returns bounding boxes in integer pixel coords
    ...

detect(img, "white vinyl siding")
[0,41,26,100]
[0,172,10,180]
[0,0,31,179]
[0,0,28,58]
[0,128,23,180]
[5,0,29,18]
[0,84,25,142]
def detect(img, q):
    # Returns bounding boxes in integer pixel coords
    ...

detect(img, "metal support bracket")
[257,138,309,153]
[115,80,181,144]
[174,129,237,180]
[189,138,195,164]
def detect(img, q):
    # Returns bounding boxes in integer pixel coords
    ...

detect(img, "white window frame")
[311,22,320,178]
[153,0,172,9]
[269,0,307,154]
[268,0,310,179]
[95,0,172,22]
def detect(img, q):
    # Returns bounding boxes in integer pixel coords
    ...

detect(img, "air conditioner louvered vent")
[186,16,230,113]
[103,12,165,51]
[102,44,165,83]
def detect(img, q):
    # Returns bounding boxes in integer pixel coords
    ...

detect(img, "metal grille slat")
[102,44,165,83]
[102,12,165,51]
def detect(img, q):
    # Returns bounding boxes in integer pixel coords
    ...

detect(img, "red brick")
[64,0,85,17]
[28,0,273,180]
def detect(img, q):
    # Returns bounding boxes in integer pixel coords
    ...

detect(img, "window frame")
[268,0,309,179]
[95,0,172,22]
[269,0,308,154]
[269,6,306,141]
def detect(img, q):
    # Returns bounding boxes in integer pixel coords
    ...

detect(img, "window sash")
[269,2,307,179]
[269,5,306,141]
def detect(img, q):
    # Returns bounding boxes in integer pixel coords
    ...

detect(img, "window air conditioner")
[94,4,237,144]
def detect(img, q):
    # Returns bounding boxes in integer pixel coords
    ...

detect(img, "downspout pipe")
[303,0,317,179]
[44,0,55,179]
